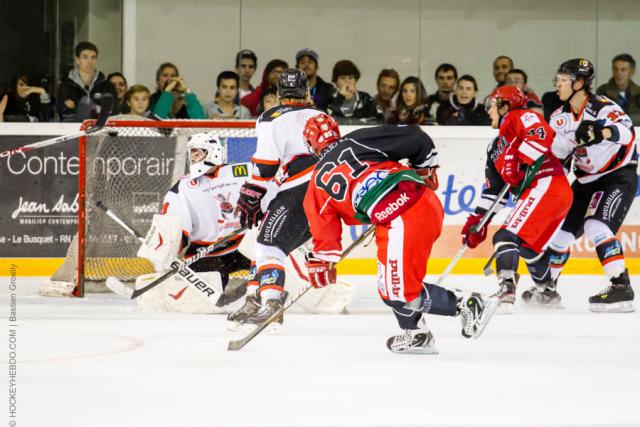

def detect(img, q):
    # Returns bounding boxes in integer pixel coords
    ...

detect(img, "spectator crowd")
[1,42,639,126]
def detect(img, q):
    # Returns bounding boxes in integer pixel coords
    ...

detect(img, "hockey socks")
[547,247,570,280]
[595,238,626,278]
[521,246,552,285]
[385,283,457,330]
[255,264,286,302]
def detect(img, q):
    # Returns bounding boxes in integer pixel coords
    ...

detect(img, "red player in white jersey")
[461,86,573,311]
[302,114,497,354]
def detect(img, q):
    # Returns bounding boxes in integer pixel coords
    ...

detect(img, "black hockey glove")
[237,183,267,228]
[575,120,605,147]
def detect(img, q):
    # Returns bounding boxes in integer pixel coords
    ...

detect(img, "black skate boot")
[243,291,289,333]
[589,270,635,313]
[226,293,260,331]
[459,293,498,339]
[491,274,519,314]
[522,279,562,308]
[386,318,438,355]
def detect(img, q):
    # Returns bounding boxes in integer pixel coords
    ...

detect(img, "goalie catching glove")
[305,254,337,288]
[237,183,266,228]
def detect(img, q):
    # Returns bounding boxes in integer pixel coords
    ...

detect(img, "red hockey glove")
[305,255,337,289]
[461,213,488,249]
[416,167,439,191]
[236,183,266,228]
[501,145,525,186]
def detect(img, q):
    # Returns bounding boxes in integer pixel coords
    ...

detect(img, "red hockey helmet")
[486,85,527,111]
[303,113,341,155]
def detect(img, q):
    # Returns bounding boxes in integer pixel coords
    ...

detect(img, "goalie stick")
[94,201,246,300]
[227,225,376,351]
[0,93,113,158]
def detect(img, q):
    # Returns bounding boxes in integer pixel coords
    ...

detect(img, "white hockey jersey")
[550,94,637,183]
[249,104,324,189]
[162,162,252,255]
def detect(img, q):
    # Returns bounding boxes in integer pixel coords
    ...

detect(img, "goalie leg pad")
[137,214,183,271]
[165,271,224,314]
[284,244,355,314]
[135,272,168,312]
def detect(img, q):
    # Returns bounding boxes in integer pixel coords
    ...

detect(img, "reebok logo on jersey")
[373,193,410,222]
[168,286,188,300]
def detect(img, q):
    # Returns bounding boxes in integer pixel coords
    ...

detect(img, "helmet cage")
[187,132,227,179]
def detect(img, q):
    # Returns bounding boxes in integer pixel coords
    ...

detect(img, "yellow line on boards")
[1,257,638,276]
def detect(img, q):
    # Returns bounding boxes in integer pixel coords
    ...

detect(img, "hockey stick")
[0,93,113,158]
[480,156,546,277]
[434,183,510,288]
[227,225,376,351]
[94,201,246,299]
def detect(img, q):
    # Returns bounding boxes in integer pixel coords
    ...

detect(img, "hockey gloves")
[305,255,337,288]
[461,213,488,249]
[237,183,267,228]
[501,144,525,186]
[575,120,605,147]
[416,167,439,191]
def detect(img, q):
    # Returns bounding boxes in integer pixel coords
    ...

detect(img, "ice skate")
[386,318,438,355]
[589,270,635,313]
[522,280,563,309]
[491,276,517,314]
[459,293,498,339]
[226,294,260,331]
[242,291,289,334]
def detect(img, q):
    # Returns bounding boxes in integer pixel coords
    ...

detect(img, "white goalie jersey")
[134,162,252,314]
[163,162,253,252]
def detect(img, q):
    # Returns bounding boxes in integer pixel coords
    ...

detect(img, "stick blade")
[106,277,134,298]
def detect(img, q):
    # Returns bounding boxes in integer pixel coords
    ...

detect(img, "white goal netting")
[43,119,256,297]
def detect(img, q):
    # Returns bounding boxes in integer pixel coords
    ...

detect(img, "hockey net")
[43,119,256,297]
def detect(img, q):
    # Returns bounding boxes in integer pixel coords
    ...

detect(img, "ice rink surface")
[2,274,639,427]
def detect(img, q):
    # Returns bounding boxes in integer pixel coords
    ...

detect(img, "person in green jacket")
[152,69,204,119]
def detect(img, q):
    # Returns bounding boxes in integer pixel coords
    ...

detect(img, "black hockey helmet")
[557,58,595,88]
[277,68,309,99]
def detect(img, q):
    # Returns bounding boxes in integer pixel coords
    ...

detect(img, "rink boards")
[0,123,638,276]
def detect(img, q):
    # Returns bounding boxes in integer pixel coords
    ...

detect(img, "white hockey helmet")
[186,132,227,178]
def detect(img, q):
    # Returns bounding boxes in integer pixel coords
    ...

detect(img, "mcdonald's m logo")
[232,164,249,177]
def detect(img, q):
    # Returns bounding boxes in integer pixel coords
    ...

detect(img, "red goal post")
[45,119,256,297]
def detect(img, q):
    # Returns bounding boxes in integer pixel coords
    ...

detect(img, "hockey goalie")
[135,131,354,315]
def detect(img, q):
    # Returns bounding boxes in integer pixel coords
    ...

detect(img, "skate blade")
[404,345,439,355]
[589,301,635,313]
[472,297,499,340]
[226,320,247,332]
[496,302,514,315]
[236,322,282,335]
[523,300,565,310]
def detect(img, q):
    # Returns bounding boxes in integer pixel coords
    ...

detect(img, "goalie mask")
[187,132,227,178]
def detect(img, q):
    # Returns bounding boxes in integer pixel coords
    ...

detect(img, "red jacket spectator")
[241,59,288,116]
